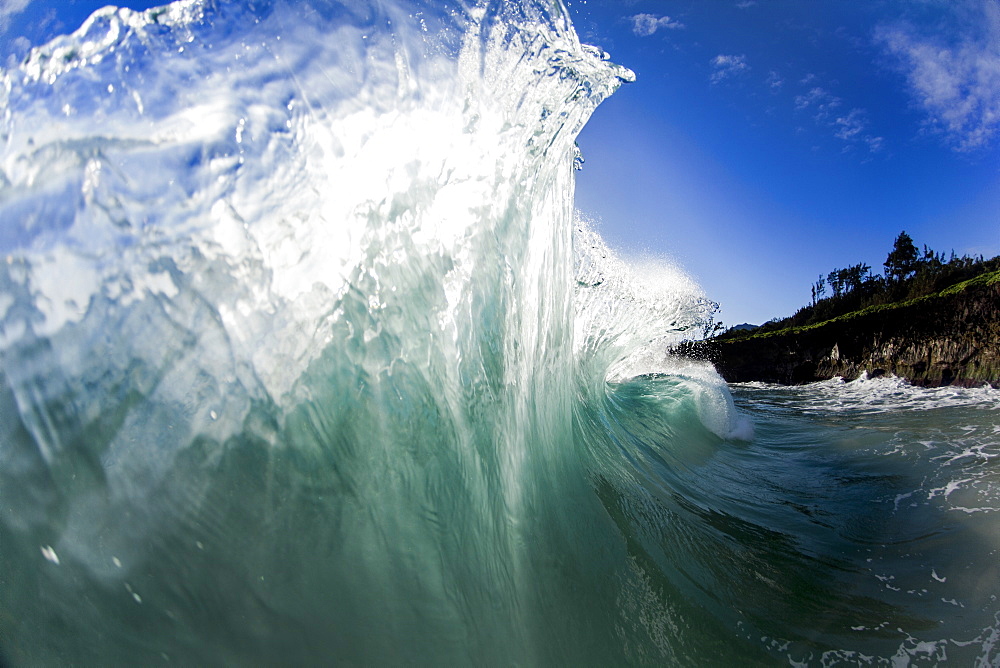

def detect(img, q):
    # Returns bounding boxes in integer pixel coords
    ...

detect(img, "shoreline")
[681,278,1000,389]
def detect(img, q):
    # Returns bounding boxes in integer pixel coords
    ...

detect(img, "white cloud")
[0,0,31,31]
[833,109,867,141]
[710,54,749,83]
[793,86,841,119]
[866,135,885,153]
[629,13,684,37]
[877,0,1000,151]
[766,70,784,91]
[795,88,883,154]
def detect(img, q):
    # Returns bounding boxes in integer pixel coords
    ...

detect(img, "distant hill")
[682,271,1000,387]
[729,323,758,332]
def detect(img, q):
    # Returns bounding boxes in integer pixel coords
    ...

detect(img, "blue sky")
[2,0,999,327]
[569,0,1000,326]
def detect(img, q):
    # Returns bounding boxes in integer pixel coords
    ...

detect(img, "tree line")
[715,231,1000,339]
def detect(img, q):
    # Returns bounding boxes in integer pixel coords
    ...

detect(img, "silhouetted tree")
[827,263,870,298]
[884,231,918,281]
[842,263,871,293]
[827,269,845,298]
[711,234,1000,341]
[811,275,826,305]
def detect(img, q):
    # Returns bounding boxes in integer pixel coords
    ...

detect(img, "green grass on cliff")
[938,268,1000,294]
[722,269,1000,342]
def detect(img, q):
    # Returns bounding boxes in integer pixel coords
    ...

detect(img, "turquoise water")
[1,1,998,664]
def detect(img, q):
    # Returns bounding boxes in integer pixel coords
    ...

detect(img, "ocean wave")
[1,1,997,664]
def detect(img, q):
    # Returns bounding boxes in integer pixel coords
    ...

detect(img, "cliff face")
[687,281,1000,388]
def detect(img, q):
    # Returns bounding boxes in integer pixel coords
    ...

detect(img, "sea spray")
[573,216,716,379]
[572,217,748,441]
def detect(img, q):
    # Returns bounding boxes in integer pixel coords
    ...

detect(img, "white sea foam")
[735,373,1000,413]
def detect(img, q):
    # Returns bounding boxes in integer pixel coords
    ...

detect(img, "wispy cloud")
[629,13,684,37]
[710,54,749,84]
[834,109,884,153]
[794,86,841,116]
[795,86,883,154]
[876,0,1000,151]
[832,109,866,140]
[736,1,757,8]
[0,0,32,32]
[765,70,784,91]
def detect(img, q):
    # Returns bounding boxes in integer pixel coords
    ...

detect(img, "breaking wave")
[1,1,997,664]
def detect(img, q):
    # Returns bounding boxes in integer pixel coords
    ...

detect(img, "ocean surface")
[1,1,998,665]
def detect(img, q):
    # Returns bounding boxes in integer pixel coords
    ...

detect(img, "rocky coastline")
[683,276,1000,388]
